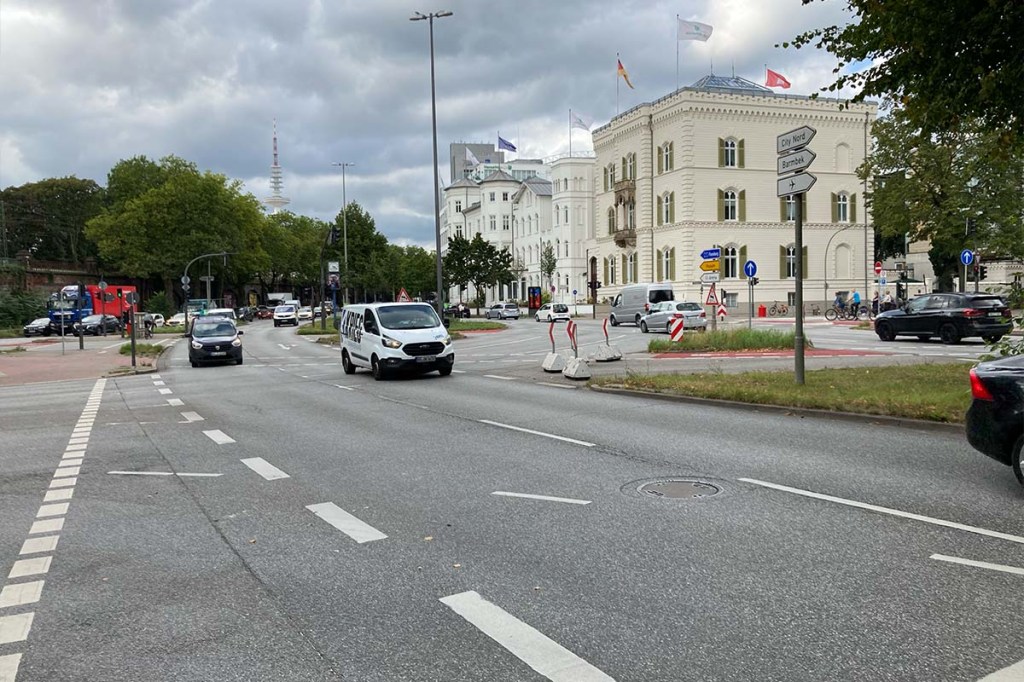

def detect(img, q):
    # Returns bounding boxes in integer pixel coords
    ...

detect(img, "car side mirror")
[237,330,244,335]
[185,333,192,338]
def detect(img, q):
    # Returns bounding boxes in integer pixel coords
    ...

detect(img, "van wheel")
[635,314,642,326]
[438,365,453,377]
[640,321,648,333]
[342,350,356,374]
[371,356,387,381]
[609,315,619,327]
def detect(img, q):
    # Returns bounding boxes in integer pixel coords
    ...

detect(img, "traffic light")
[750,277,759,286]
[329,227,339,245]
[117,289,123,299]
[979,265,988,280]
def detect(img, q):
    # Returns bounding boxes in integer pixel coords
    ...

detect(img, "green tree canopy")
[1,177,104,263]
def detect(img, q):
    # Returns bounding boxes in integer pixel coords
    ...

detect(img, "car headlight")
[443,334,452,346]
[191,341,202,349]
[382,335,402,349]
[231,338,242,347]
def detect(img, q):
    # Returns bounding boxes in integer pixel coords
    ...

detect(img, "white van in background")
[609,283,675,326]
[340,302,454,380]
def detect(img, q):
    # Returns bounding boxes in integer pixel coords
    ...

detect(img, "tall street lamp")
[331,161,355,305]
[410,9,453,317]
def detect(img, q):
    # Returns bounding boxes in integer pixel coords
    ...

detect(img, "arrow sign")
[700,260,720,272]
[700,272,720,283]
[700,248,721,260]
[743,260,757,277]
[960,249,975,266]
[777,148,817,175]
[777,172,817,197]
[777,125,817,154]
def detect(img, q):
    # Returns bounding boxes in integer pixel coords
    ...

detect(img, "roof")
[690,74,772,95]
[480,169,517,183]
[521,176,552,197]
[447,177,478,189]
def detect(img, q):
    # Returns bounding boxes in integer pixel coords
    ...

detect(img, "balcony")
[612,228,636,248]
[613,179,635,204]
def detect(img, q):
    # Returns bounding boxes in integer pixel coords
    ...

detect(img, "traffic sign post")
[705,282,719,333]
[744,260,758,330]
[700,248,721,260]
[960,249,975,293]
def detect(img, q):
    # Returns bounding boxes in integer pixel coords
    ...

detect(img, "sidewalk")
[0,338,152,386]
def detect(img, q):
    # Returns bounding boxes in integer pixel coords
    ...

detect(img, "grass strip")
[297,324,336,336]
[591,362,971,423]
[119,343,166,358]
[450,320,504,332]
[648,328,802,353]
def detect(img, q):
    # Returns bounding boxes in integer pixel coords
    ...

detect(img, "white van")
[609,283,674,326]
[340,302,454,380]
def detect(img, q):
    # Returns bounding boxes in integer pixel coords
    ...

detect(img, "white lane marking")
[68,437,89,445]
[43,488,73,502]
[8,556,51,579]
[451,369,466,374]
[53,467,79,478]
[180,411,204,422]
[538,382,575,389]
[0,612,34,645]
[306,502,387,544]
[478,420,595,447]
[492,491,592,506]
[439,590,614,682]
[60,459,84,467]
[158,388,173,395]
[203,429,236,445]
[0,581,43,608]
[278,343,291,350]
[65,443,87,452]
[930,554,1024,577]
[980,658,1024,681]
[740,478,1024,545]
[333,385,356,391]
[20,536,59,555]
[36,503,69,518]
[0,653,22,679]
[167,398,184,406]
[106,471,222,477]
[72,429,90,435]
[154,380,165,386]
[240,458,290,481]
[49,478,76,489]
[152,374,161,379]
[29,519,63,535]
[483,375,517,381]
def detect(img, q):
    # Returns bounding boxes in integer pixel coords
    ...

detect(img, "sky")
[0,0,860,249]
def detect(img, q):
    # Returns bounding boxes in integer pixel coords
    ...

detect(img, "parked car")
[23,317,53,337]
[640,301,707,333]
[966,355,1024,486]
[73,314,122,336]
[485,302,521,320]
[188,318,244,367]
[874,293,1013,344]
[444,302,471,318]
[273,304,299,327]
[535,303,570,322]
[167,313,187,327]
[297,306,314,321]
[142,312,165,327]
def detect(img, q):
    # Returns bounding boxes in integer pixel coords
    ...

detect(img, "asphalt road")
[0,319,1021,681]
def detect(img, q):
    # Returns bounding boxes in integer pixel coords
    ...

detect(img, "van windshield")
[650,289,674,304]
[377,304,441,330]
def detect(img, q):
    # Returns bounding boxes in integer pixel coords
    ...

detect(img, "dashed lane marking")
[107,471,222,478]
[158,388,173,395]
[8,557,51,579]
[167,398,184,407]
[483,375,516,381]
[492,491,591,505]
[0,581,43,608]
[240,457,290,481]
[979,657,1024,681]
[19,537,58,555]
[0,653,23,679]
[0,612,34,645]
[203,429,235,445]
[478,420,595,448]
[28,519,63,535]
[306,502,387,544]
[930,554,1024,577]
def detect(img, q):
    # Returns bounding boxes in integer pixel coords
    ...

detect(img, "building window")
[455,225,463,238]
[661,248,674,281]
[609,163,616,185]
[723,191,737,221]
[625,153,635,180]
[836,193,849,222]
[489,192,495,202]
[724,247,738,278]
[626,202,635,229]
[554,205,559,225]
[661,192,673,224]
[785,195,797,221]
[489,216,496,231]
[609,257,617,284]
[723,139,736,167]
[502,192,509,201]
[564,207,569,224]
[659,142,674,173]
[786,245,797,278]
[502,215,510,231]
[455,200,462,213]
[626,253,636,284]
[607,207,616,235]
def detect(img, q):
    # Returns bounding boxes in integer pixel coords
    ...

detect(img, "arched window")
[724,246,738,278]
[626,253,636,284]
[607,207,616,235]
[554,205,559,225]
[661,247,674,282]
[723,138,737,167]
[626,202,635,229]
[785,195,797,221]
[723,191,737,221]
[661,192,672,224]
[786,245,797,278]
[608,163,617,185]
[625,153,635,180]
[564,206,569,224]
[837,193,849,222]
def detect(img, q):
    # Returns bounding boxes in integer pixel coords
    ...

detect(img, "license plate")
[416,355,436,363]
[209,351,226,357]
[988,311,1003,317]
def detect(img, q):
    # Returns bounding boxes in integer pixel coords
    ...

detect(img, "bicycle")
[768,301,789,316]
[805,303,822,316]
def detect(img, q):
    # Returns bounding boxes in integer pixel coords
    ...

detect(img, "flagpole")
[568,109,572,158]
[675,15,680,91]
[616,52,620,115]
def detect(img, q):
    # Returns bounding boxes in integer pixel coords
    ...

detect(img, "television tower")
[264,119,290,213]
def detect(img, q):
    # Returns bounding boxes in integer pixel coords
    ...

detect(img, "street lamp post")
[410,9,453,318]
[331,162,355,306]
[823,224,856,309]
[182,251,231,334]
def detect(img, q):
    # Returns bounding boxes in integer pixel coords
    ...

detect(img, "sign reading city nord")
[776,125,817,154]
[700,248,721,260]
[699,260,720,272]
[777,148,817,175]
[777,172,817,197]
[700,272,720,283]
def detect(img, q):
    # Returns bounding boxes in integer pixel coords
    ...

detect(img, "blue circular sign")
[960,249,975,266]
[743,260,758,277]
[572,289,577,296]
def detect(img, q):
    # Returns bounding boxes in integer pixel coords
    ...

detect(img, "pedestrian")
[872,291,879,315]
[882,291,893,311]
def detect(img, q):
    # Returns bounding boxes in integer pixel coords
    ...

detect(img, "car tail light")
[969,368,994,400]
[699,311,706,318]
[963,308,983,318]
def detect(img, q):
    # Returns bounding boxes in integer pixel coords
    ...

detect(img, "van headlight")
[382,335,402,349]
[443,334,452,346]
[191,341,202,349]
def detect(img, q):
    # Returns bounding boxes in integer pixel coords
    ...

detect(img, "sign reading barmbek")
[776,148,816,175]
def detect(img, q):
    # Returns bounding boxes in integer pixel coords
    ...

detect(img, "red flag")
[765,68,791,89]
[617,59,635,89]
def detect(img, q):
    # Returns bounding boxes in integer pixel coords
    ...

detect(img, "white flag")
[677,19,713,41]
[570,111,593,131]
[465,147,479,165]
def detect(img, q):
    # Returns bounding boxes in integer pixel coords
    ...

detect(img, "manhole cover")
[638,480,722,499]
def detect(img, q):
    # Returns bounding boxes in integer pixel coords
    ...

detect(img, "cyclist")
[848,289,862,317]
[833,292,846,315]
[143,315,155,339]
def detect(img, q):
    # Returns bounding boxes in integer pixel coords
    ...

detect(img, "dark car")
[23,317,54,337]
[966,355,1024,486]
[73,314,122,336]
[188,318,244,367]
[444,303,471,319]
[873,293,1012,344]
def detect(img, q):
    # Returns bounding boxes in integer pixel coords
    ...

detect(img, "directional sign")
[960,249,975,266]
[743,260,757,277]
[700,272,720,283]
[874,261,883,275]
[700,260,720,272]
[777,148,817,175]
[700,248,721,260]
[777,125,817,154]
[777,172,817,197]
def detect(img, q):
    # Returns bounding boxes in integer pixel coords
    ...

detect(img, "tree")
[863,110,1024,290]
[1,177,104,263]
[540,242,557,291]
[788,0,1024,138]
[467,234,500,312]
[331,202,388,301]
[443,234,473,303]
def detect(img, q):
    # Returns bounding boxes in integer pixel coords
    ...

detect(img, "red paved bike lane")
[0,338,150,386]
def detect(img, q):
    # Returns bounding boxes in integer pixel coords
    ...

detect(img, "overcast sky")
[0,0,859,249]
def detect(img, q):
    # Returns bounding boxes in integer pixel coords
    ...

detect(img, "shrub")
[144,291,175,319]
[0,290,48,327]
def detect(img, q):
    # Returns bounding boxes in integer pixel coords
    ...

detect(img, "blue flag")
[497,136,517,152]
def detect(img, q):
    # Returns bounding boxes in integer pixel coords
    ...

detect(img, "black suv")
[873,293,1012,344]
[188,318,244,367]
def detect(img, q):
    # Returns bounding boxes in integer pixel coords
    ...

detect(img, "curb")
[587,385,964,435]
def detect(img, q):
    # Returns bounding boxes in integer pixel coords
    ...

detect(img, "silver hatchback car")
[640,301,707,333]
[485,302,521,320]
